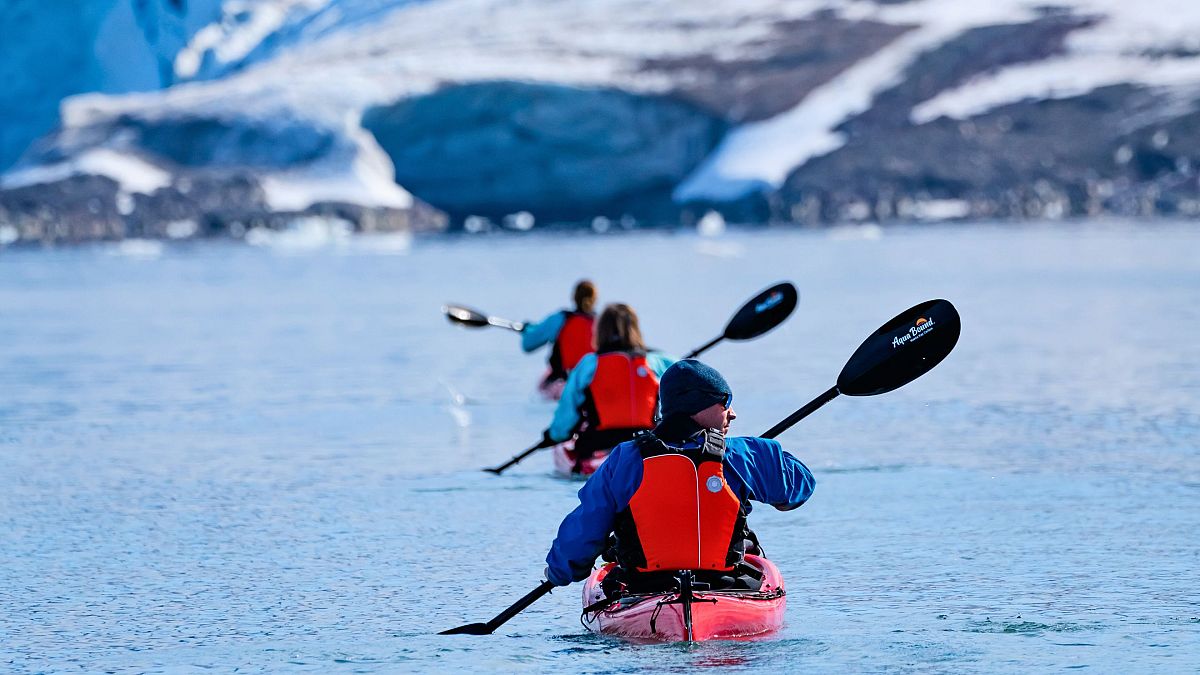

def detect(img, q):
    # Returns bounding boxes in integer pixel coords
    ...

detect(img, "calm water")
[1,223,1197,673]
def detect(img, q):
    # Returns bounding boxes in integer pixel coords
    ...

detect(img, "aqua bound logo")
[755,291,784,314]
[892,316,935,348]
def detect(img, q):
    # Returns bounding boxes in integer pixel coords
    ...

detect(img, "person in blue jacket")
[544,359,816,589]
[544,303,674,468]
[521,280,597,397]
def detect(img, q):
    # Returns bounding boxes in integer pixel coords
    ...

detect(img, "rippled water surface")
[1,223,1198,673]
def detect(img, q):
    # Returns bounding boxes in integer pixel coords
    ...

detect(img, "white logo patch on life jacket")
[706,476,724,493]
[636,366,649,377]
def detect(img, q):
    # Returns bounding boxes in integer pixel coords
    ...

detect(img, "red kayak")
[550,439,608,478]
[580,554,786,642]
[540,367,566,398]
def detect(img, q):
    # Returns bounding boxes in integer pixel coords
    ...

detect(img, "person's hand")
[541,429,557,446]
[544,566,568,587]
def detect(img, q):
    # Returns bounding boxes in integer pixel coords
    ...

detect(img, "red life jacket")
[614,432,746,573]
[549,311,595,379]
[586,351,659,432]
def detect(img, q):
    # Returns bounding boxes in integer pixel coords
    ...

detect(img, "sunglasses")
[699,389,733,410]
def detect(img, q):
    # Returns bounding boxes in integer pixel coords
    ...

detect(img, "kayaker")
[521,280,598,397]
[544,303,674,468]
[543,359,815,591]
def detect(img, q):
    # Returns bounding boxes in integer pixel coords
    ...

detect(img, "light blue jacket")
[520,311,567,353]
[545,434,816,586]
[548,351,675,442]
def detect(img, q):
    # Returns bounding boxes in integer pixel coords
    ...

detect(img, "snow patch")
[912,55,1200,124]
[2,149,171,195]
[258,132,412,211]
[677,0,1039,202]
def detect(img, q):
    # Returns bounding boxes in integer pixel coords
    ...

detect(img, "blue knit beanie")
[658,359,732,419]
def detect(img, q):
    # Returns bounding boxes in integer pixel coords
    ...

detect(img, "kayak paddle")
[483,435,556,474]
[439,580,555,635]
[442,298,959,636]
[762,298,960,438]
[683,282,798,359]
[483,282,799,475]
[444,304,526,332]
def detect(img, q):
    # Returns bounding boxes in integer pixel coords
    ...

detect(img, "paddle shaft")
[440,580,554,635]
[486,581,554,632]
[487,317,525,332]
[486,437,555,474]
[761,385,840,439]
[682,335,723,360]
[444,304,525,332]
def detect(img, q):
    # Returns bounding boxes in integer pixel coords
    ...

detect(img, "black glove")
[541,429,557,446]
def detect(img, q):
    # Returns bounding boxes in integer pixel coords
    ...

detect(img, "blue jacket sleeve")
[521,311,566,353]
[548,353,597,442]
[724,437,815,511]
[545,443,642,585]
[646,351,676,378]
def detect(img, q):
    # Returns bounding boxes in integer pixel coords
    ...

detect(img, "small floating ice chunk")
[165,219,199,239]
[696,210,726,237]
[113,239,165,258]
[463,216,491,233]
[503,211,535,231]
[245,216,353,250]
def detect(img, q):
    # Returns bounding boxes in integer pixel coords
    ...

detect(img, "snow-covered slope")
[2,0,1199,243]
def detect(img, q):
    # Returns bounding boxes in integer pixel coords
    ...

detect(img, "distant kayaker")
[521,280,598,399]
[543,359,815,591]
[543,303,674,470]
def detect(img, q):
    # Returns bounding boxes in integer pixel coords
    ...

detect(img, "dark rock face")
[641,15,912,123]
[0,106,448,244]
[778,84,1200,222]
[363,81,727,223]
[0,172,448,245]
[756,12,1200,224]
[843,12,1098,132]
[0,175,126,243]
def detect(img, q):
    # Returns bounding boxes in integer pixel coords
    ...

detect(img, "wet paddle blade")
[439,581,554,637]
[439,623,493,635]
[723,282,798,341]
[837,299,960,397]
[444,304,491,328]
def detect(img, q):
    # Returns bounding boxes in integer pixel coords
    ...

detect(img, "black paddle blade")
[439,623,493,635]
[724,282,798,341]
[837,299,960,397]
[440,581,555,636]
[444,304,490,328]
